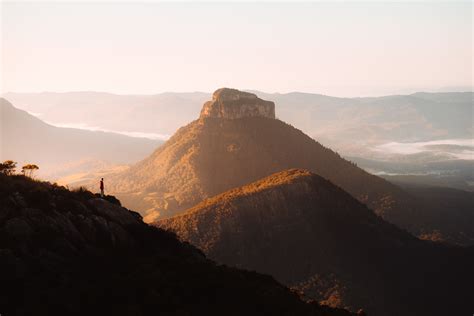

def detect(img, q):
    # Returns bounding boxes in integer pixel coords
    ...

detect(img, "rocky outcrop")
[200,88,275,120]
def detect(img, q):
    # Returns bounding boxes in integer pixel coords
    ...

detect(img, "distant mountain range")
[4,90,472,190]
[4,90,472,158]
[2,91,209,137]
[0,98,161,179]
[158,169,474,316]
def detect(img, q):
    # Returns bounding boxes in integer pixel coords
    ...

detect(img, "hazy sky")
[1,1,472,96]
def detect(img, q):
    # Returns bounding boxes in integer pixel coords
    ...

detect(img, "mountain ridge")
[158,168,474,316]
[1,98,160,178]
[4,90,471,154]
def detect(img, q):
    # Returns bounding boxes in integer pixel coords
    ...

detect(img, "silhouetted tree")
[22,164,39,178]
[0,160,17,175]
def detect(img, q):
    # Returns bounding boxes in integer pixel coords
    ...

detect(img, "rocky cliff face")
[200,88,275,120]
[0,173,355,316]
[158,169,474,316]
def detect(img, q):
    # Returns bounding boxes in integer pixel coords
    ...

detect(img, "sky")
[1,1,472,97]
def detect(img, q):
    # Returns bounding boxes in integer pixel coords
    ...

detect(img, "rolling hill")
[0,98,160,179]
[158,169,474,316]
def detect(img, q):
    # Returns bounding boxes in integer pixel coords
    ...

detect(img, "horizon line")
[2,87,473,99]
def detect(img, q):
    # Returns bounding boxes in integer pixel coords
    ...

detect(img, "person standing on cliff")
[100,178,105,198]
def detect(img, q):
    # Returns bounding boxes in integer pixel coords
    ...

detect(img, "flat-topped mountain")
[106,88,414,228]
[158,169,474,316]
[106,88,474,246]
[200,88,275,119]
[0,173,354,316]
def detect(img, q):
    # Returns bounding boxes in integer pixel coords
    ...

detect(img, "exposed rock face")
[0,174,355,316]
[200,88,275,120]
[158,169,474,316]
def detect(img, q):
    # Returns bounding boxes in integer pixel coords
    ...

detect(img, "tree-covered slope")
[159,169,474,316]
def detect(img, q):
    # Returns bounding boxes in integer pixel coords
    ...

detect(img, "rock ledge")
[200,88,275,120]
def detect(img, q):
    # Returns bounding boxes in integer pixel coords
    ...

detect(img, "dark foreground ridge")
[0,174,354,316]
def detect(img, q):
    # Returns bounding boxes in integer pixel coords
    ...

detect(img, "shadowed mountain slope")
[0,98,160,177]
[158,169,474,316]
[389,183,474,245]
[2,91,209,137]
[0,173,354,316]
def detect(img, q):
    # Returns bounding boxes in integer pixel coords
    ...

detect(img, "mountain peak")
[157,168,474,316]
[212,168,316,198]
[200,88,275,120]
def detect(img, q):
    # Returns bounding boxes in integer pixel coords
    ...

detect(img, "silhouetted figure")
[100,178,104,198]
